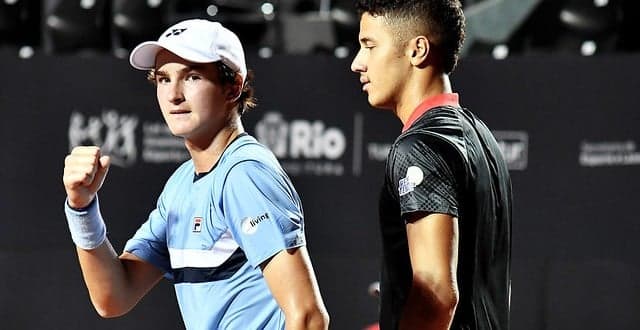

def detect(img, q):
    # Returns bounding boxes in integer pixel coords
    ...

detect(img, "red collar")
[402,93,460,132]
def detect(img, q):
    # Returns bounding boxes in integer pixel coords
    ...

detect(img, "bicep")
[405,212,459,284]
[400,214,459,330]
[260,247,324,314]
[119,252,164,300]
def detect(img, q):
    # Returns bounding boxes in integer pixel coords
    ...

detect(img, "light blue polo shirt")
[124,134,305,329]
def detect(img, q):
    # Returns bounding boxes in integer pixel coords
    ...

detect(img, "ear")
[226,74,244,102]
[408,36,430,67]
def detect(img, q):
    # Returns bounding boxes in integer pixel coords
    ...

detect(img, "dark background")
[2,0,640,329]
[1,51,639,329]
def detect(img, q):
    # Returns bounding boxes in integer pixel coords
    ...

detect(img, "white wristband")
[64,196,107,249]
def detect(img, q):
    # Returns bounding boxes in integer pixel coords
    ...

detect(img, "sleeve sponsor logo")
[398,166,424,196]
[241,213,270,235]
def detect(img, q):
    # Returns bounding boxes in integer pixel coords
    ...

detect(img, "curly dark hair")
[147,62,257,116]
[355,0,466,74]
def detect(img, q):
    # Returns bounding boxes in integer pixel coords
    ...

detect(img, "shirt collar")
[402,93,460,132]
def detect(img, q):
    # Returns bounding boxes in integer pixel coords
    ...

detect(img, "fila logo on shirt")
[241,213,270,235]
[192,217,203,233]
[398,166,424,196]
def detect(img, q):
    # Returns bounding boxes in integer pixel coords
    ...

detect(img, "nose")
[168,81,185,105]
[351,50,366,73]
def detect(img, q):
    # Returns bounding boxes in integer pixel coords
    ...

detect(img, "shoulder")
[388,109,470,182]
[214,135,284,185]
[394,106,468,162]
[220,135,279,171]
[404,106,464,140]
[162,160,195,190]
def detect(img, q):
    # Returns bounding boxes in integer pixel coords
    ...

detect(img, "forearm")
[263,248,330,330]
[76,240,138,317]
[65,197,135,316]
[402,213,460,329]
[63,147,158,316]
[399,274,458,330]
[284,308,329,330]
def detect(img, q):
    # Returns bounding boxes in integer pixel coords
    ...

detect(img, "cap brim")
[129,41,221,70]
[129,41,164,70]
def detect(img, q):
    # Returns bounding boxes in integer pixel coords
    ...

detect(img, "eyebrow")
[155,64,208,76]
[359,36,375,44]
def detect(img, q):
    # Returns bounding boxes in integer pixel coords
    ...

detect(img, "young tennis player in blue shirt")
[63,19,329,330]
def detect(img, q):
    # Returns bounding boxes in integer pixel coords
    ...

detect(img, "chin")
[367,95,381,108]
[166,127,180,136]
[367,96,393,111]
[167,128,188,139]
[166,123,190,136]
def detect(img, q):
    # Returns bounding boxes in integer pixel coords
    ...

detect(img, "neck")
[186,117,245,174]
[395,71,452,125]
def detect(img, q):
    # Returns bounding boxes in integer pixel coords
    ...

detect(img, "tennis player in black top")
[351,1,512,329]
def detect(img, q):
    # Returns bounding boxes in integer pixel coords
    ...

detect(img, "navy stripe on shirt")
[171,248,248,284]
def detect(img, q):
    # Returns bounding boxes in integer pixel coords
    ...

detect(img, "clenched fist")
[63,146,111,209]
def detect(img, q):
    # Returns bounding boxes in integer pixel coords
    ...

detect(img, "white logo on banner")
[255,112,347,176]
[367,143,391,162]
[142,122,189,163]
[68,109,188,167]
[493,131,528,171]
[69,110,138,167]
[255,113,289,158]
[579,141,640,167]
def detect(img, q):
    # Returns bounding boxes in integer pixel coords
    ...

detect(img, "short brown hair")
[213,62,257,116]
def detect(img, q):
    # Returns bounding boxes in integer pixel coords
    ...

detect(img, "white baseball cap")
[129,19,247,83]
